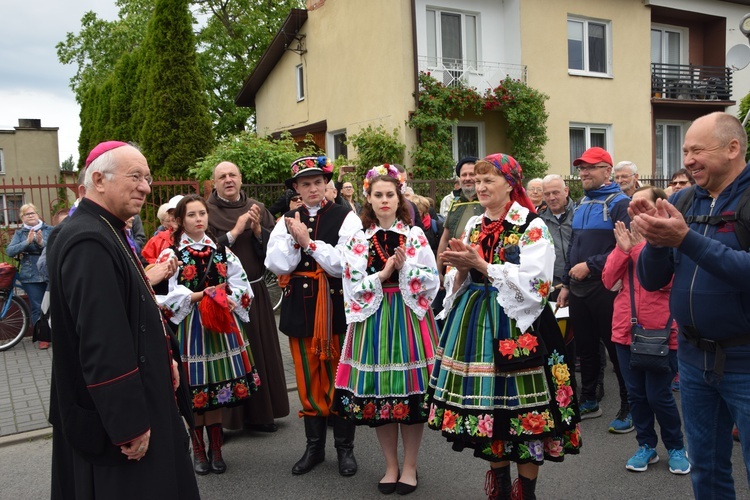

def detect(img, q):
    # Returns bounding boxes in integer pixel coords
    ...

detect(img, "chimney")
[18,119,42,128]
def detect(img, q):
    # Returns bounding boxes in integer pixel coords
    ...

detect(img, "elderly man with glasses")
[558,147,634,434]
[614,161,640,197]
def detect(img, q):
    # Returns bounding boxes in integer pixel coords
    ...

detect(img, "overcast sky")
[0,1,120,167]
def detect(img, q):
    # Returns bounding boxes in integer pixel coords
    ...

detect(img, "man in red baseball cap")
[558,146,634,435]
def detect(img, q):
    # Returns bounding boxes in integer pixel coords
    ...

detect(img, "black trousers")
[569,284,628,407]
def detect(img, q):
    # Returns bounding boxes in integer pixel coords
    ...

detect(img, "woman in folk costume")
[156,194,259,476]
[333,165,439,495]
[426,154,581,500]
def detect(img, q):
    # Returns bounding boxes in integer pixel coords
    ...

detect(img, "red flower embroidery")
[352,243,367,255]
[521,412,547,434]
[537,282,550,298]
[556,385,574,408]
[234,383,249,399]
[361,291,374,303]
[418,235,428,247]
[363,402,376,420]
[344,266,351,280]
[216,262,227,277]
[526,227,542,242]
[393,403,408,420]
[405,246,416,258]
[516,333,538,352]
[498,339,517,358]
[490,440,505,457]
[193,392,208,409]
[408,277,422,294]
[417,296,430,310]
[350,302,362,313]
[161,306,174,319]
[240,293,251,309]
[568,428,580,448]
[182,264,197,281]
[305,159,314,167]
[442,410,457,431]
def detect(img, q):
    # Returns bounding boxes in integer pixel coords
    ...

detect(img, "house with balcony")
[237,0,750,179]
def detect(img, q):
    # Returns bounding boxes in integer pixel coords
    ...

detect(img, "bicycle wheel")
[263,269,283,312]
[0,294,31,351]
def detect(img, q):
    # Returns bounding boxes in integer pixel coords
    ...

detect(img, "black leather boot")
[484,466,512,500]
[207,424,227,474]
[292,416,327,475]
[333,416,357,477]
[191,426,210,475]
[511,475,537,500]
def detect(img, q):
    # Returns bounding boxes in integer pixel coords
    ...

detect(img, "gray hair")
[613,161,637,174]
[526,177,543,186]
[542,174,565,185]
[84,150,119,191]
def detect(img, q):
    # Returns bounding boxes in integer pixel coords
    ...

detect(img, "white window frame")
[569,123,613,174]
[567,16,612,77]
[426,8,480,69]
[0,193,24,227]
[296,64,305,102]
[655,120,687,178]
[327,129,348,160]
[452,121,485,162]
[651,23,688,66]
[0,148,4,175]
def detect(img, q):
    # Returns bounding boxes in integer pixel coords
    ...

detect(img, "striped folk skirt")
[427,283,581,464]
[334,285,438,426]
[177,309,260,413]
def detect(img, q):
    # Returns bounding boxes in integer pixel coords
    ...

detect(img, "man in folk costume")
[206,161,290,432]
[47,141,199,500]
[265,156,362,476]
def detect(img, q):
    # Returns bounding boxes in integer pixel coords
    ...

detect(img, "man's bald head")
[213,161,242,201]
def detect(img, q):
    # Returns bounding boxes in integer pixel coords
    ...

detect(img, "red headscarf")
[482,153,537,213]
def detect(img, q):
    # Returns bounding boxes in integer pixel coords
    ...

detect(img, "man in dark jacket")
[538,174,574,301]
[633,112,750,499]
[265,156,362,477]
[47,142,198,500]
[557,147,633,433]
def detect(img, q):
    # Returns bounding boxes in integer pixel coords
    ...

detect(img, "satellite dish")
[727,44,750,71]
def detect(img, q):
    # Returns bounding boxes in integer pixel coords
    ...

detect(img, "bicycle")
[263,269,284,312]
[0,266,32,351]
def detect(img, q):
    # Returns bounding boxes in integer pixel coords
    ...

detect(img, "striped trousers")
[289,335,343,417]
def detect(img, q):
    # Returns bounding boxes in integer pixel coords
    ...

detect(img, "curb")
[0,427,53,448]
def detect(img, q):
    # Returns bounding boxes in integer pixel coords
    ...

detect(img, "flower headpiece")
[285,155,333,189]
[362,164,407,196]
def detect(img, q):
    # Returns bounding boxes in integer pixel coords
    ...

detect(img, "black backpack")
[673,185,750,251]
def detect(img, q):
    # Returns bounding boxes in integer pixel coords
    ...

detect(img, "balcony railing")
[651,63,732,101]
[417,56,527,92]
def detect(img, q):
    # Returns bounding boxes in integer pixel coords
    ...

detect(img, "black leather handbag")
[628,262,671,373]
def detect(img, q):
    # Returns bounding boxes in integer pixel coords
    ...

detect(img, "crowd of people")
[37,110,750,500]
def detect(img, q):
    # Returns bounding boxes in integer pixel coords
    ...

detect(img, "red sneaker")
[38,341,50,350]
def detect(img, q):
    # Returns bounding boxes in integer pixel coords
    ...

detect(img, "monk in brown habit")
[207,161,290,432]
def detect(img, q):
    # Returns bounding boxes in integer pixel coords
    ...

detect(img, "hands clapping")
[378,247,406,282]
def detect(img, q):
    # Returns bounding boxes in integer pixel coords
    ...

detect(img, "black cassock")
[47,198,199,500]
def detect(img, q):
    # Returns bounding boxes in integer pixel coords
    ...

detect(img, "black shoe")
[336,447,358,476]
[292,447,325,475]
[396,474,418,496]
[333,416,358,476]
[378,481,398,495]
[207,424,227,474]
[596,383,605,402]
[247,423,278,433]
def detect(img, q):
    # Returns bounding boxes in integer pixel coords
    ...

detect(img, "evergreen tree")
[109,50,142,143]
[138,0,213,176]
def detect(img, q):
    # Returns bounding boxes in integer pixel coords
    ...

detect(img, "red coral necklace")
[372,232,405,264]
[186,245,212,258]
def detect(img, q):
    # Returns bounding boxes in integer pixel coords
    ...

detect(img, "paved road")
[1,361,748,498]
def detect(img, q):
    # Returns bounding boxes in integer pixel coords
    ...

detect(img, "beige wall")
[521,0,653,176]
[255,0,418,164]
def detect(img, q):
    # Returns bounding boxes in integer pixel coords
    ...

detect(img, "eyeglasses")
[290,196,302,202]
[22,212,37,217]
[670,180,690,187]
[614,174,634,181]
[342,186,354,190]
[574,165,607,173]
[118,172,153,186]
[527,187,543,192]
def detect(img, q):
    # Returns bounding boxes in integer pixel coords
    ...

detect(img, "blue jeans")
[680,360,750,499]
[615,344,683,450]
[21,281,46,326]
